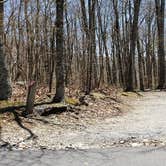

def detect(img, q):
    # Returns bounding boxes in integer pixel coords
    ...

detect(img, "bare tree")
[155,0,165,89]
[52,0,65,102]
[0,1,11,100]
[126,0,141,91]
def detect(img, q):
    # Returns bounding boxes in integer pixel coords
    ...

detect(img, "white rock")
[119,140,125,144]
[131,143,143,147]
[143,139,149,143]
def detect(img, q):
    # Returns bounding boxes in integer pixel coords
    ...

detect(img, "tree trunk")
[155,0,165,89]
[126,0,141,91]
[52,0,65,103]
[0,2,11,100]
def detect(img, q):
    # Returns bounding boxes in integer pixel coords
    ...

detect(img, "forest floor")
[0,85,166,150]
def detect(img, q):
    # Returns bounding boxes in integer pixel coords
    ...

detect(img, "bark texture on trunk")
[155,0,165,89]
[0,2,11,100]
[126,0,141,91]
[53,0,65,103]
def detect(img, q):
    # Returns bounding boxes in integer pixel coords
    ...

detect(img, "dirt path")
[63,91,166,148]
[108,91,166,140]
[1,92,166,150]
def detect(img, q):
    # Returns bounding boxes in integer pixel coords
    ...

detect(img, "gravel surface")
[1,147,166,166]
[1,91,166,150]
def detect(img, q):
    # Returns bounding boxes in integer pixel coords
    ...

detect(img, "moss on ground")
[91,92,106,99]
[0,100,24,109]
[65,97,80,106]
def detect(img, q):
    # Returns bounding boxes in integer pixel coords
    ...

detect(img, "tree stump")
[26,81,36,114]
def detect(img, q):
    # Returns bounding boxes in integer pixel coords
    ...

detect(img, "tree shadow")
[0,106,38,150]
[0,100,71,150]
[12,110,37,141]
[0,139,13,150]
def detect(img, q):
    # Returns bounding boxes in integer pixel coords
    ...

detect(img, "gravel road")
[91,91,166,144]
[61,91,166,148]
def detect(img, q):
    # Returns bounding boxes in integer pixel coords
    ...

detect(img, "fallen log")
[34,103,68,116]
